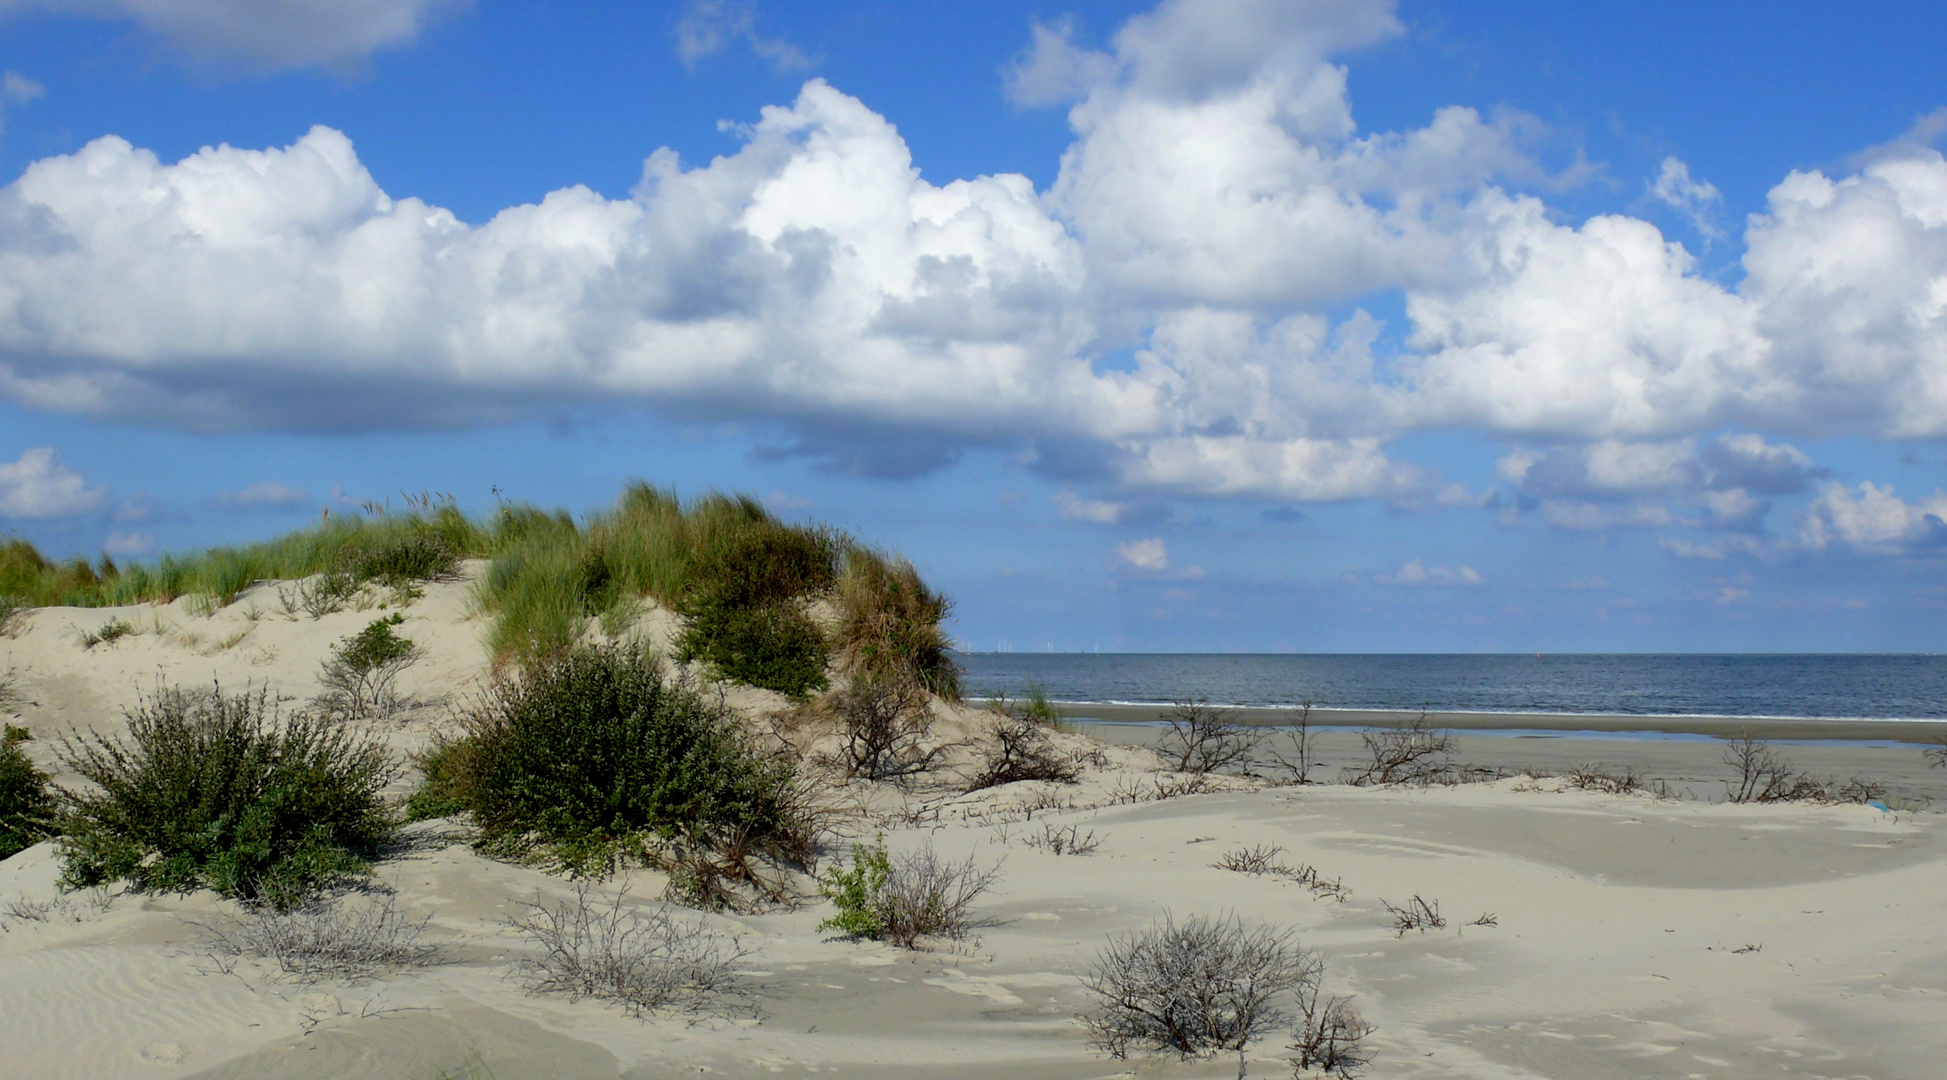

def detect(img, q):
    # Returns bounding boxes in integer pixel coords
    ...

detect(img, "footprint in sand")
[139,1042,187,1065]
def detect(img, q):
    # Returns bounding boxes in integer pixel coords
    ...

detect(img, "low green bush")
[676,603,830,699]
[56,684,396,908]
[435,645,809,876]
[0,726,54,859]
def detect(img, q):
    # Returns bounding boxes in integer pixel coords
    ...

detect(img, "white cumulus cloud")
[1798,481,1947,553]
[1113,537,1170,571]
[1375,559,1480,585]
[0,447,106,518]
[0,0,1944,515]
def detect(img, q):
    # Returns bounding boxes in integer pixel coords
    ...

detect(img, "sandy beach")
[2,571,1944,1079]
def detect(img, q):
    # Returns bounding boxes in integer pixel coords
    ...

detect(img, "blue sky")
[1,0,1946,652]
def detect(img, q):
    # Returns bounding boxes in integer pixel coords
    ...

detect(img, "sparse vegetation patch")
[510,878,757,1018]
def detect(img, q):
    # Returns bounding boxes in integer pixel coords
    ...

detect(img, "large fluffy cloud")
[1,0,1945,513]
[0,0,465,69]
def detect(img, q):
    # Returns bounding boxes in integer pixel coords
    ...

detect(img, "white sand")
[2,570,1942,1079]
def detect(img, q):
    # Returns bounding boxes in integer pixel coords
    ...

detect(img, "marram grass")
[1,482,958,696]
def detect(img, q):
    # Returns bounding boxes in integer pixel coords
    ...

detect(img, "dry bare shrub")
[1347,713,1454,786]
[1723,732,1887,805]
[199,890,446,981]
[830,672,940,780]
[1928,733,1947,770]
[1564,764,1673,797]
[1269,703,1320,785]
[1212,843,1289,875]
[1210,846,1347,902]
[1159,700,1264,776]
[1467,912,1498,927]
[1289,986,1374,1078]
[967,710,1079,791]
[1380,895,1444,937]
[1080,913,1320,1060]
[1024,821,1101,856]
[509,878,756,1017]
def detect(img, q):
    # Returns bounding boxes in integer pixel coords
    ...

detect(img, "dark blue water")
[954,654,1947,722]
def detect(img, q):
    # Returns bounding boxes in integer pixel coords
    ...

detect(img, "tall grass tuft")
[56,684,396,908]
[834,548,959,698]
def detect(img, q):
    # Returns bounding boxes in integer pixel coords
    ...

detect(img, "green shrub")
[676,603,830,699]
[817,838,891,939]
[674,524,840,697]
[0,726,55,860]
[56,684,396,908]
[403,738,471,822]
[437,645,809,877]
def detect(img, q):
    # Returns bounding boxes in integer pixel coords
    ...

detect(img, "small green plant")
[81,617,134,649]
[434,645,810,878]
[316,613,421,721]
[0,724,55,859]
[55,683,396,908]
[818,838,892,939]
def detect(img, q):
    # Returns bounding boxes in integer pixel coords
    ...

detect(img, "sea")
[954,653,1947,724]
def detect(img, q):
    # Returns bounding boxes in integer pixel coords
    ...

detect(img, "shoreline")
[997,699,1947,744]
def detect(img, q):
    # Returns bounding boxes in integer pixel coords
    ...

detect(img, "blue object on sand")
[1867,800,1891,812]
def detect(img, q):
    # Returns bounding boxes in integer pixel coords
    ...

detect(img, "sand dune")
[2,570,1943,1079]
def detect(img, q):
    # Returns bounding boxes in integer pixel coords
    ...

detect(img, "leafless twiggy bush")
[1269,703,1320,785]
[1723,732,1887,805]
[1159,700,1264,776]
[966,710,1079,790]
[509,878,757,1017]
[1080,913,1320,1059]
[1209,846,1348,902]
[1347,713,1454,786]
[199,891,446,981]
[1289,986,1374,1077]
[830,672,940,781]
[1380,895,1445,937]
[1212,843,1288,875]
[1467,912,1498,927]
[1024,821,1101,856]
[877,844,1003,947]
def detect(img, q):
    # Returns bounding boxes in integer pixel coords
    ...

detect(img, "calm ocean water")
[954,653,1947,722]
